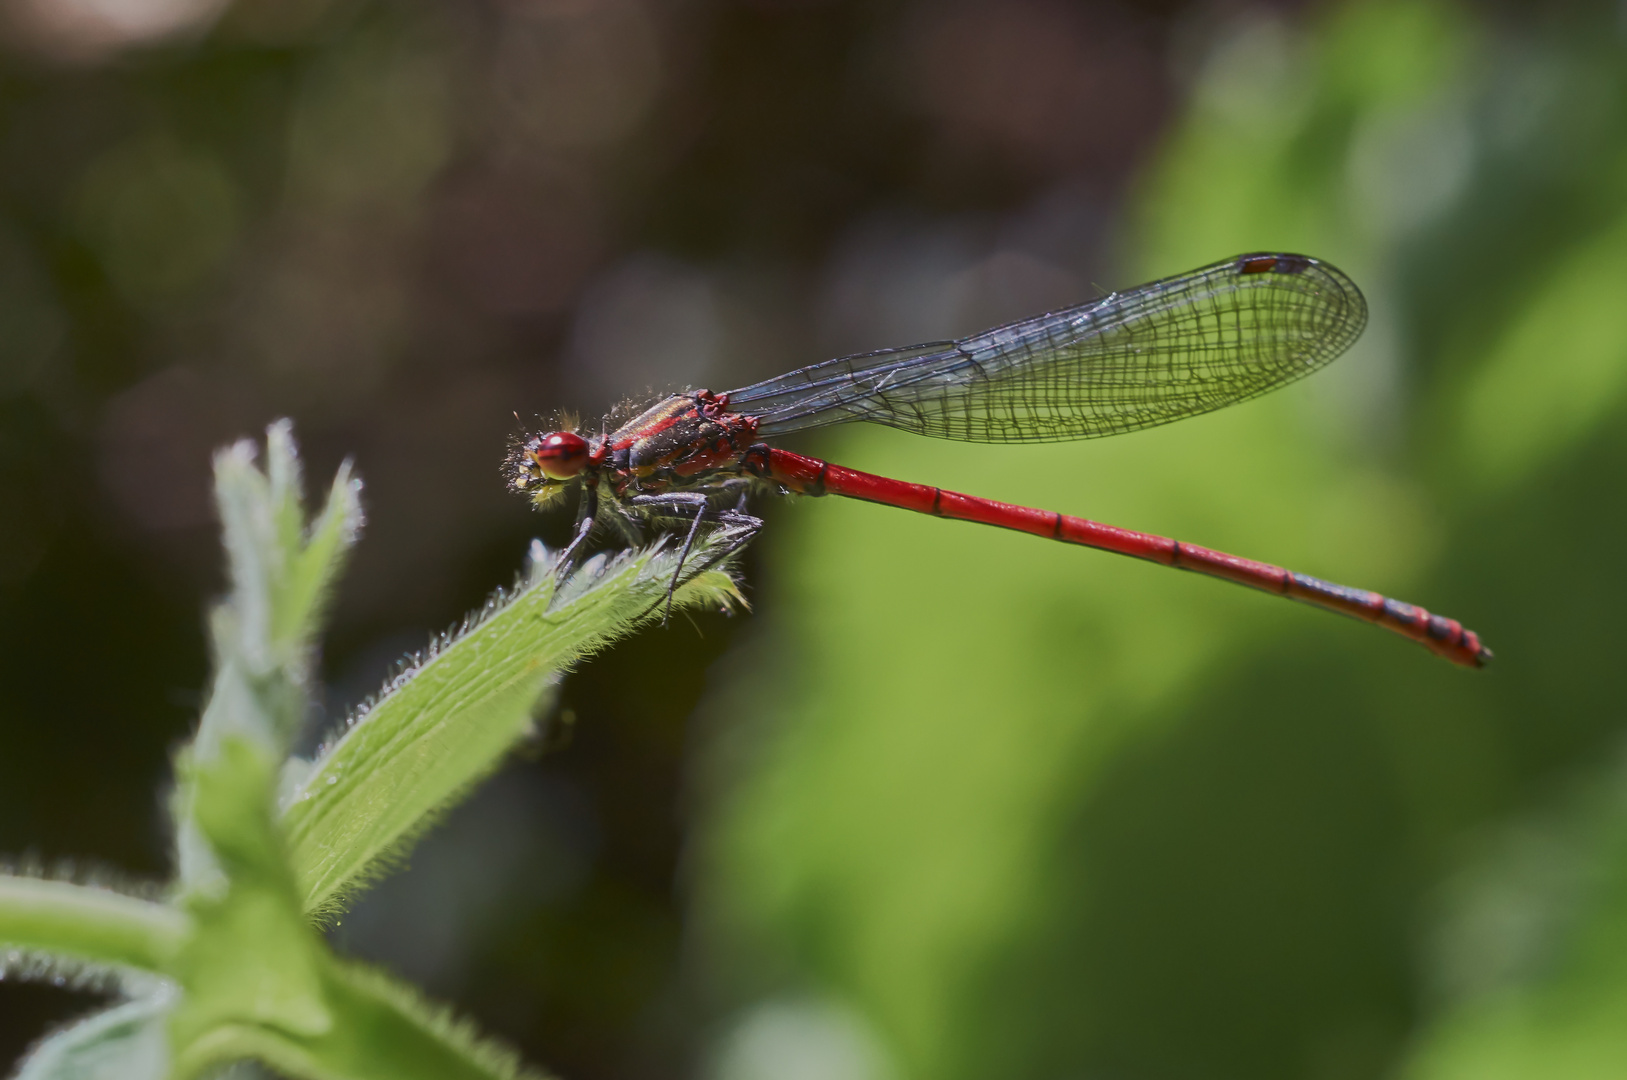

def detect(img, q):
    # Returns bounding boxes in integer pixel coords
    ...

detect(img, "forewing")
[728,254,1367,443]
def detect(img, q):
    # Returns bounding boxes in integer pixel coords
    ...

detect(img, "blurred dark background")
[5,0,1627,1078]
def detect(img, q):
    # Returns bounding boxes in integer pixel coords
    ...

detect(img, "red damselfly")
[509,253,1490,668]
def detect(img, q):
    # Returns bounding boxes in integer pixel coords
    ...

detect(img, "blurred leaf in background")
[695,2,1627,1079]
[1405,746,1627,1080]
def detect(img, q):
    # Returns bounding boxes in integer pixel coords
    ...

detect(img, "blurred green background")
[3,0,1627,1077]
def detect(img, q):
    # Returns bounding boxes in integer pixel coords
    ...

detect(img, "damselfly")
[509,253,1489,668]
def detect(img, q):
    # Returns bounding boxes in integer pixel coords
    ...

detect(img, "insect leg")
[552,483,599,585]
[628,492,711,624]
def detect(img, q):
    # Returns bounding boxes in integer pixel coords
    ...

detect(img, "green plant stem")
[170,959,544,1080]
[0,875,189,973]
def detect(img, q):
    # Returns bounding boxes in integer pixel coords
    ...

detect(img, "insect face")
[509,431,591,507]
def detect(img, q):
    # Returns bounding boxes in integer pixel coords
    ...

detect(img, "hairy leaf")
[283,531,748,920]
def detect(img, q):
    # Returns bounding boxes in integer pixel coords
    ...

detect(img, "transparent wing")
[727,253,1367,443]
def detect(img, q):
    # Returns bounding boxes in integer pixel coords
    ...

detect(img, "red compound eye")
[533,431,589,479]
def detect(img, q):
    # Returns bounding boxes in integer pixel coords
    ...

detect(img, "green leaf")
[274,434,363,659]
[169,960,548,1080]
[203,419,363,752]
[0,874,187,975]
[176,422,363,899]
[13,989,175,1080]
[283,530,749,919]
